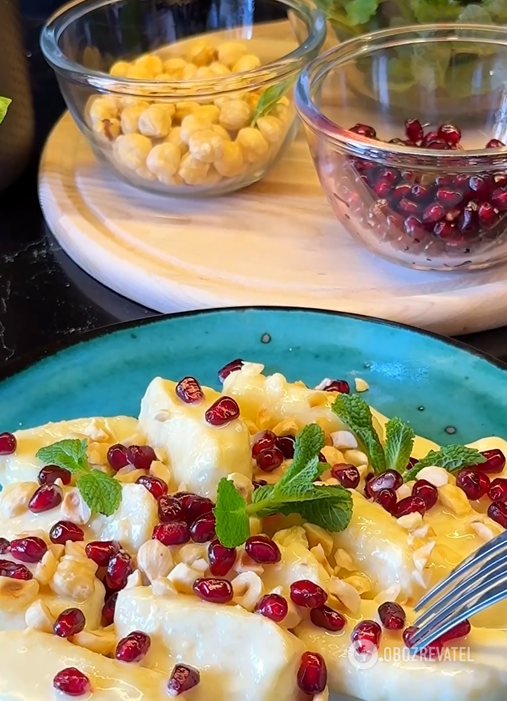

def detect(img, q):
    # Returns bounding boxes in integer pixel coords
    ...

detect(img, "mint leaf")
[290,486,352,532]
[384,417,415,473]
[458,4,493,23]
[275,424,326,497]
[213,478,250,548]
[251,80,292,125]
[0,97,11,126]
[403,445,486,482]
[332,394,386,474]
[36,439,88,475]
[77,470,122,516]
[346,0,379,25]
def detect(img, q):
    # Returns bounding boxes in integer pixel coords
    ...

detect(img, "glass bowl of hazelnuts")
[295,23,507,271]
[41,0,326,196]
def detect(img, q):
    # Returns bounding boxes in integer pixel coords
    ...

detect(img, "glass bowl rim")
[40,0,327,98]
[295,22,507,170]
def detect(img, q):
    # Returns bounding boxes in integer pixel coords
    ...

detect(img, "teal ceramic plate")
[0,307,506,446]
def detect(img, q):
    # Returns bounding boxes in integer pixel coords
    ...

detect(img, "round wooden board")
[39,112,507,336]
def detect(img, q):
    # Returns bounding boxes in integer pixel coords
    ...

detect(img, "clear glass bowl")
[41,0,326,197]
[295,24,507,271]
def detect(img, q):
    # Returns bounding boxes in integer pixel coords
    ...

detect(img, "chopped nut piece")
[61,488,92,525]
[72,629,117,656]
[34,550,58,586]
[231,571,265,611]
[397,512,423,530]
[439,483,472,517]
[25,599,54,633]
[0,577,39,612]
[343,449,369,468]
[412,541,435,572]
[354,378,370,392]
[303,523,333,556]
[416,466,449,487]
[331,431,358,451]
[137,540,175,582]
[328,577,361,613]
[334,548,355,573]
[152,577,179,597]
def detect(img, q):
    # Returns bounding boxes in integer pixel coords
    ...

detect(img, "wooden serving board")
[39,112,507,336]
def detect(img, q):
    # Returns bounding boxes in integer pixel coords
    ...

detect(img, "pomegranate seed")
[101,592,118,626]
[218,358,244,382]
[434,221,456,238]
[255,593,288,622]
[487,139,505,148]
[0,559,32,579]
[488,478,507,502]
[350,123,376,138]
[205,397,240,426]
[310,605,346,631]
[374,178,393,198]
[412,479,438,509]
[410,184,431,201]
[50,521,85,545]
[53,608,86,638]
[297,652,327,694]
[423,203,445,223]
[208,540,236,576]
[476,448,506,473]
[167,664,200,696]
[457,205,477,235]
[494,173,507,187]
[404,215,425,238]
[390,183,413,205]
[252,431,276,458]
[378,601,406,630]
[437,123,461,146]
[331,463,360,489]
[392,495,427,518]
[115,631,151,662]
[107,443,130,471]
[10,536,47,563]
[436,188,464,207]
[440,619,471,642]
[153,521,190,546]
[193,577,233,603]
[351,620,382,653]
[403,626,443,659]
[128,445,157,470]
[0,432,16,454]
[158,495,184,522]
[175,377,204,404]
[421,130,439,147]
[488,501,507,528]
[365,470,403,498]
[426,138,450,150]
[276,435,295,459]
[290,580,327,608]
[256,447,284,473]
[106,550,133,590]
[53,668,91,696]
[136,475,167,500]
[176,494,214,524]
[318,452,328,464]
[0,538,9,554]
[245,535,281,564]
[190,513,216,543]
[399,199,421,217]
[405,118,424,143]
[324,380,350,393]
[28,484,62,513]
[38,465,71,486]
[85,541,119,567]
[469,175,492,200]
[456,468,490,500]
[374,488,397,513]
[478,202,499,230]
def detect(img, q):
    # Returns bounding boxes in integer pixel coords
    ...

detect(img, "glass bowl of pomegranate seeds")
[295,24,507,271]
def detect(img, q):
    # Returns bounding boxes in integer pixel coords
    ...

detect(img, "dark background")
[0,0,507,368]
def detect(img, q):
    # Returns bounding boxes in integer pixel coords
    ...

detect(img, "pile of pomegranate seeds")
[344,120,507,258]
[53,608,86,638]
[115,631,151,663]
[167,664,201,696]
[290,579,327,608]
[0,431,16,455]
[53,668,91,696]
[175,376,205,404]
[28,484,62,513]
[176,493,214,524]
[254,594,288,623]
[38,465,71,486]
[245,535,281,564]
[193,577,233,604]
[218,358,244,383]
[297,652,327,694]
[251,430,295,472]
[50,521,85,545]
[10,536,47,563]
[378,601,406,630]
[208,540,237,576]
[310,605,346,632]
[204,397,240,426]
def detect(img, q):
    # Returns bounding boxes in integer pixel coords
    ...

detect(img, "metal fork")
[409,529,507,653]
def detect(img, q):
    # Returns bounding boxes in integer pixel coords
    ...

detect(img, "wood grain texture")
[38,112,507,336]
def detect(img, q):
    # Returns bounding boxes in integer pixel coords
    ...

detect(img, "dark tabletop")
[1,1,507,369]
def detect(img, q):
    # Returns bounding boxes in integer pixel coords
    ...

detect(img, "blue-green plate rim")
[1,306,506,383]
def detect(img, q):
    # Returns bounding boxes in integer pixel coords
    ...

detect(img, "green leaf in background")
[345,0,379,25]
[411,43,451,91]
[409,0,461,23]
[458,4,493,22]
[251,80,292,125]
[0,97,11,126]
[386,57,417,91]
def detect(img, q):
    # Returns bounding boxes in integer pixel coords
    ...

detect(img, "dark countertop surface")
[1,0,507,369]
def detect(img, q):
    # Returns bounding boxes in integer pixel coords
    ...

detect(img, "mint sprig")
[251,80,292,125]
[36,439,122,516]
[385,417,415,473]
[403,445,486,483]
[213,423,353,548]
[332,394,386,474]
[0,97,11,127]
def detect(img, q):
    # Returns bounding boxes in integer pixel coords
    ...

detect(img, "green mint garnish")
[332,394,386,474]
[36,439,122,516]
[213,423,353,548]
[0,97,11,127]
[384,417,415,474]
[251,80,292,126]
[403,445,486,482]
